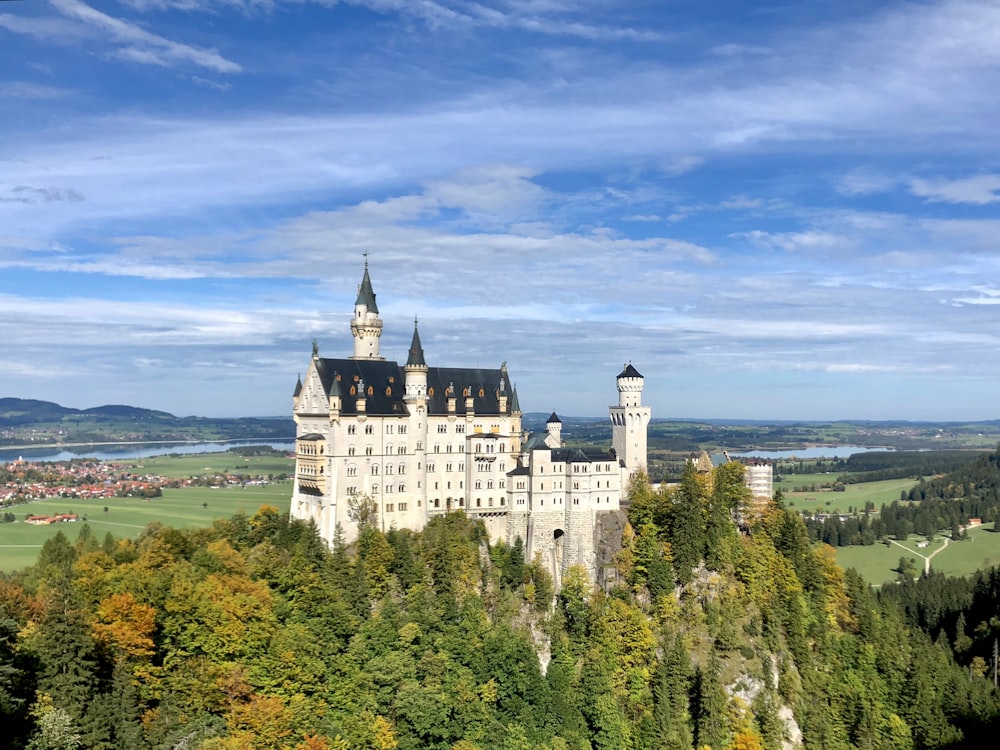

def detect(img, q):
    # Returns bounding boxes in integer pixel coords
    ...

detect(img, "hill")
[0,397,293,446]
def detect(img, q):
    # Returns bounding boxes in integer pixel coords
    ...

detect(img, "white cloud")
[0,0,245,73]
[910,174,1000,204]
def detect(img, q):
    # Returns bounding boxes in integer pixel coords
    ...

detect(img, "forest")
[2,459,1000,749]
[802,449,1000,546]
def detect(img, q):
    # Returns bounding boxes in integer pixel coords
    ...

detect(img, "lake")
[730,445,893,460]
[0,440,295,463]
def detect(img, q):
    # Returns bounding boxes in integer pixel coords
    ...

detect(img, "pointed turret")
[510,384,521,414]
[355,260,379,313]
[404,318,428,402]
[407,318,426,367]
[350,258,384,360]
[293,374,302,398]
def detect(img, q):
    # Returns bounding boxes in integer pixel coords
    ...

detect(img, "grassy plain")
[0,481,291,572]
[781,478,919,514]
[835,523,1000,586]
[127,451,294,478]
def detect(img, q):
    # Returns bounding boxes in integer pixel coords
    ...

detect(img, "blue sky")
[1,0,999,421]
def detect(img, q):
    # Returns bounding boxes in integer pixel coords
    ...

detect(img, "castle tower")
[610,363,650,477]
[350,259,384,360]
[404,318,428,399]
[544,412,562,448]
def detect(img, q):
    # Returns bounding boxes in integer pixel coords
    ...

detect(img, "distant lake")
[0,440,295,463]
[731,445,893,460]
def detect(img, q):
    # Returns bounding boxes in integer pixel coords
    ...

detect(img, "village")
[0,456,274,513]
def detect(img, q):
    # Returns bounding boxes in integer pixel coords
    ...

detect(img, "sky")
[1,0,999,422]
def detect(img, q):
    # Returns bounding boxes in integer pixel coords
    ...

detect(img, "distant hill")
[0,397,294,446]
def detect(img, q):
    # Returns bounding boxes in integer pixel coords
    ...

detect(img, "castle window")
[456,424,465,433]
[372,484,379,494]
[385,484,392,493]
[446,463,452,472]
[458,463,464,471]
[499,463,505,471]
[385,387,392,396]
[388,376,394,383]
[459,499,465,507]
[347,465,357,477]
[447,481,451,489]
[399,502,407,511]
[399,425,406,434]
[488,498,493,507]
[478,388,485,397]
[475,480,481,489]
[365,425,373,435]
[398,484,405,492]
[349,386,356,396]
[398,446,406,455]
[500,498,505,506]
[386,503,394,512]
[416,441,423,450]
[367,386,374,396]
[428,387,434,396]
[347,486,357,495]
[385,465,393,475]
[499,444,505,452]
[487,480,494,489]
[398,464,406,474]
[434,445,440,453]
[428,463,435,472]
[365,446,373,456]
[437,424,447,433]
[446,444,453,453]
[476,499,481,507]
[348,425,356,435]
[348,447,356,456]
[475,444,481,453]
[386,425,393,434]
[499,480,505,488]
[371,465,379,475]
[574,498,579,505]
[386,444,393,455]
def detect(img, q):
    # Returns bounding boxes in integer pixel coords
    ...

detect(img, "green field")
[835,523,1000,586]
[782,477,920,514]
[124,450,294,478]
[0,481,292,572]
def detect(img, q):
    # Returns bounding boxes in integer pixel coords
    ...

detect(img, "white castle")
[289,263,650,581]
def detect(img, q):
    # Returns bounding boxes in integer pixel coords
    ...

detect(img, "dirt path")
[889,536,949,575]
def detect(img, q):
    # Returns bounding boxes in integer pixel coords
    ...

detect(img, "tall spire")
[406,317,426,367]
[350,255,384,360]
[355,255,379,313]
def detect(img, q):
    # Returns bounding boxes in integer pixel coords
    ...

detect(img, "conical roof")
[546,411,562,424]
[293,374,302,397]
[355,262,379,313]
[617,362,643,379]
[407,319,426,367]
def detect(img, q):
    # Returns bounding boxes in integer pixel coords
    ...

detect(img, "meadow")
[835,522,1000,586]
[125,450,294,478]
[781,477,920,514]
[0,481,292,572]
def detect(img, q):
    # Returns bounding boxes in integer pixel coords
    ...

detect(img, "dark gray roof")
[315,358,407,416]
[298,433,324,441]
[293,374,302,397]
[426,367,511,416]
[355,264,379,313]
[551,447,616,463]
[617,363,643,379]
[406,321,426,367]
[546,411,561,424]
[313,358,513,417]
[510,384,521,413]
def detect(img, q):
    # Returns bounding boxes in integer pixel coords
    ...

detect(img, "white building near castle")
[289,264,650,581]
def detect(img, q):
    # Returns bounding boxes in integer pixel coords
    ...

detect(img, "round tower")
[350,259,384,360]
[609,363,651,477]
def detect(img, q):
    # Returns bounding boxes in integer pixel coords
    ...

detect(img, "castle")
[289,263,650,581]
